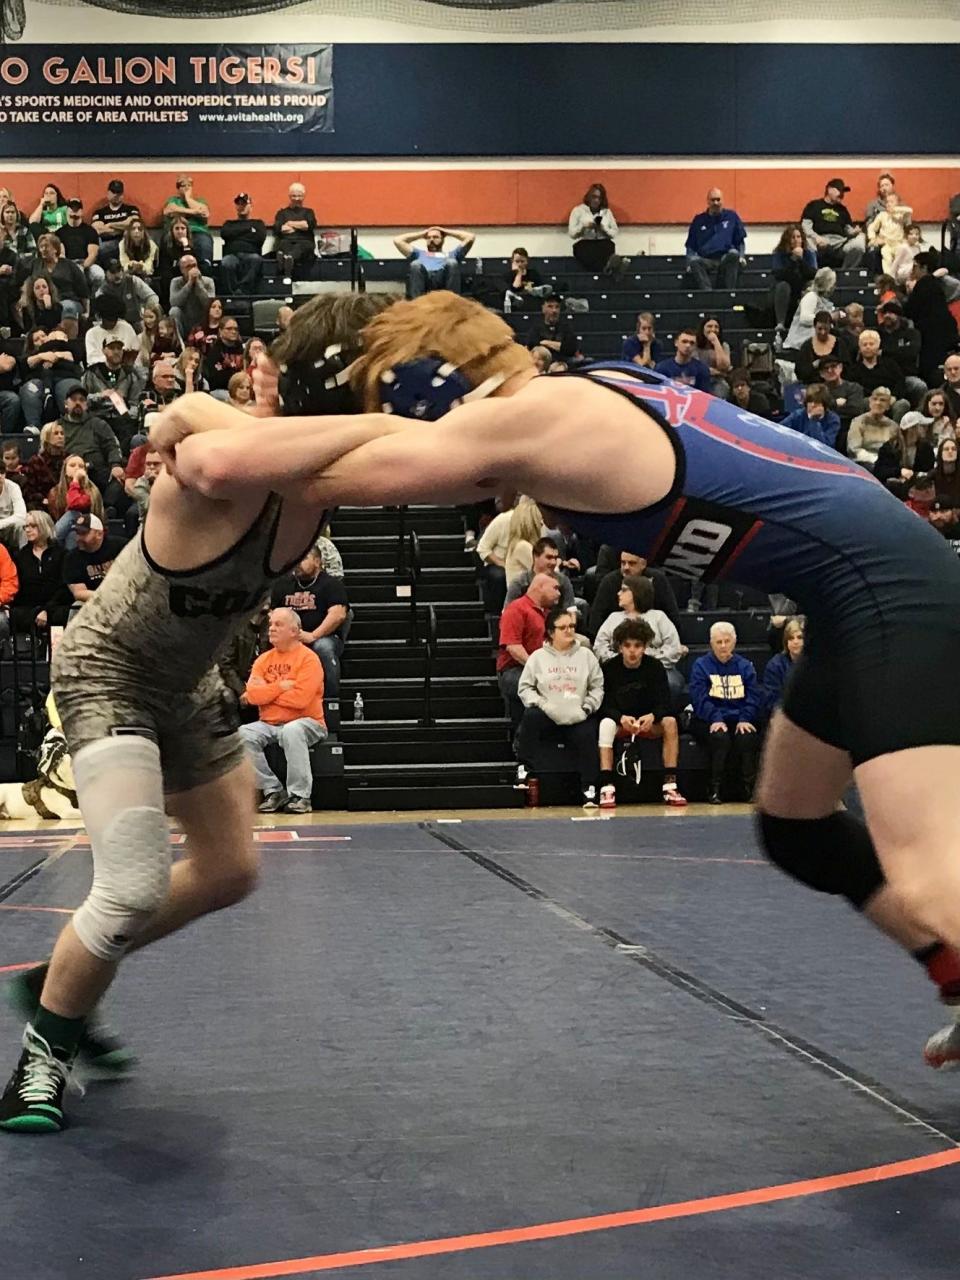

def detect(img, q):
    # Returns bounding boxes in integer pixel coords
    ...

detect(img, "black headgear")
[278,343,362,416]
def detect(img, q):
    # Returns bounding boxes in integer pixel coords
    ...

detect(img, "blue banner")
[0,44,333,155]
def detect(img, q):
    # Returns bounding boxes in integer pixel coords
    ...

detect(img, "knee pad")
[756,810,885,910]
[70,735,171,962]
[598,717,618,749]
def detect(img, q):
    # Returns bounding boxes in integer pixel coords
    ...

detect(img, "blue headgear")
[378,358,506,421]
[279,342,362,416]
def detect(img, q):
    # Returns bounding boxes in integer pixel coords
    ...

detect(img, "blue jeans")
[20,377,77,428]
[686,251,740,291]
[192,230,215,271]
[55,510,81,550]
[409,260,461,298]
[309,634,342,699]
[61,299,82,321]
[0,390,21,433]
[239,718,327,802]
[219,252,263,294]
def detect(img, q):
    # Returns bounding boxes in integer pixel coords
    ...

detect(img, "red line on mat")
[142,1148,960,1280]
[0,905,72,914]
[0,962,42,974]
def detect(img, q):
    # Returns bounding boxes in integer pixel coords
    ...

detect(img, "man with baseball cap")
[81,334,145,452]
[801,178,865,268]
[219,192,266,296]
[877,298,927,406]
[59,198,104,292]
[63,512,125,605]
[819,350,866,450]
[58,384,127,513]
[91,179,141,265]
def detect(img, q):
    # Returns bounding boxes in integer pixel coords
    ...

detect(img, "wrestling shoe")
[662,782,688,808]
[599,784,617,810]
[257,789,288,813]
[923,1019,960,1070]
[9,966,136,1079]
[0,1025,74,1133]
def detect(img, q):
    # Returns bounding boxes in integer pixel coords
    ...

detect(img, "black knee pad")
[756,810,885,910]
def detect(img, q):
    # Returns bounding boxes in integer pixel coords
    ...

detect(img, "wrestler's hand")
[153,393,247,471]
[252,353,281,417]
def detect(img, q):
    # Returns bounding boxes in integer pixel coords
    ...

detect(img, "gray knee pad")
[756,810,885,910]
[70,735,171,962]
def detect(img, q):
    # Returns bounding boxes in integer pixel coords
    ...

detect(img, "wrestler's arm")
[173,395,532,505]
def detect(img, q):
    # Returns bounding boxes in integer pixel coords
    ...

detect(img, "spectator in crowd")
[59,199,104,292]
[593,572,685,701]
[91,179,140,264]
[131,449,162,523]
[186,296,224,355]
[796,310,848,383]
[244,336,267,376]
[2,443,23,489]
[162,174,212,269]
[62,511,123,604]
[842,301,866,342]
[0,460,27,551]
[864,171,898,225]
[98,257,159,328]
[684,187,747,290]
[504,535,578,614]
[84,293,138,367]
[941,354,960,426]
[273,304,294,340]
[30,233,88,320]
[868,192,913,274]
[218,608,265,717]
[394,225,476,299]
[688,621,761,804]
[118,217,158,280]
[729,368,772,419]
[530,345,552,374]
[273,183,318,281]
[173,346,207,396]
[0,335,20,433]
[47,454,105,542]
[139,359,183,418]
[270,544,349,698]
[932,437,960,521]
[695,315,733,396]
[891,224,925,286]
[82,336,144,450]
[819,353,866,442]
[240,607,327,815]
[169,255,215,337]
[0,539,16,641]
[847,388,899,469]
[589,548,680,633]
[135,305,163,367]
[503,247,545,310]
[220,193,267,296]
[57,385,125,508]
[497,572,561,738]
[901,388,953,446]
[475,501,513,614]
[21,421,65,511]
[16,276,62,334]
[0,222,19,332]
[568,183,619,273]
[852,328,908,414]
[877,299,926,406]
[516,606,603,807]
[771,223,816,333]
[655,329,712,392]
[11,510,67,633]
[597,616,686,810]
[503,497,546,586]
[525,295,578,362]
[19,325,83,428]
[227,371,254,410]
[157,215,195,293]
[904,252,958,388]
[782,267,837,356]
[874,417,935,491]
[762,616,804,719]
[1,200,36,264]
[621,311,665,368]
[800,178,865,268]
[28,184,67,236]
[203,315,246,399]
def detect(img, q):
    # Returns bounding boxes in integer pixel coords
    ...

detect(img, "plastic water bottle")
[475,256,483,277]
[353,692,364,722]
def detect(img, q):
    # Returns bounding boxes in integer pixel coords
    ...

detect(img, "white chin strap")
[462,372,507,402]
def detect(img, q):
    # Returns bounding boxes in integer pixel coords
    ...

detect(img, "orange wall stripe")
[143,1147,960,1280]
[1,167,958,228]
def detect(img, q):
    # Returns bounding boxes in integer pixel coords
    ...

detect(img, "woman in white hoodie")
[517,606,604,807]
[593,574,685,701]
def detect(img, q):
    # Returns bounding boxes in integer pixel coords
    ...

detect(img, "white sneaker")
[582,786,599,810]
[513,764,529,790]
[599,784,617,810]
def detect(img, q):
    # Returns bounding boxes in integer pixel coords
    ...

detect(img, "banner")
[0,44,333,156]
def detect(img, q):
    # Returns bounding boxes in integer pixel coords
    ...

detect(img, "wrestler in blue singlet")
[558,364,960,764]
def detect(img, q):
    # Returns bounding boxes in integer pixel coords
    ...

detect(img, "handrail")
[349,226,359,291]
[395,505,408,574]
[422,604,438,727]
[941,218,952,258]
[407,529,422,643]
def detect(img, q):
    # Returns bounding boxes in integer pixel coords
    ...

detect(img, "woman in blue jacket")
[771,223,817,332]
[762,617,805,719]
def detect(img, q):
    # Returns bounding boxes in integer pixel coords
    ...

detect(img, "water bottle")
[503,291,513,314]
[353,692,364,722]
[475,256,483,277]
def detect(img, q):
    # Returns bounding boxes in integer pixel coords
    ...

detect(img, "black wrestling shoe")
[8,966,136,1078]
[0,1025,73,1133]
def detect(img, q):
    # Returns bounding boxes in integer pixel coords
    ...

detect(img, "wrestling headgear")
[279,342,363,416]
[378,358,506,421]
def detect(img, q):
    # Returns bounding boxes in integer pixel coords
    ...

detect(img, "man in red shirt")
[497,572,560,733]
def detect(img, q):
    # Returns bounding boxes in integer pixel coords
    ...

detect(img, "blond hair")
[351,291,534,413]
[506,497,544,563]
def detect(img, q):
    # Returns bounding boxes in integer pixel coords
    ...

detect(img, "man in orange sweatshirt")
[239,607,326,814]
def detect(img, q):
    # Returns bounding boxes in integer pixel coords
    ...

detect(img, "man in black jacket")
[877,300,926,406]
[219,194,267,295]
[273,182,317,281]
[525,296,578,362]
[589,547,680,636]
